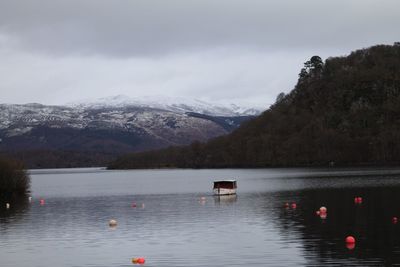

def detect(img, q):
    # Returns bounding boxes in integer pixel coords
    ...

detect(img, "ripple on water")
[2,168,400,266]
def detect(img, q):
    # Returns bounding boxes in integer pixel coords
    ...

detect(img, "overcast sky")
[0,0,399,108]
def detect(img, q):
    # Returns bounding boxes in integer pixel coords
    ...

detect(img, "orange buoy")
[345,236,356,244]
[291,203,297,209]
[284,203,289,208]
[392,217,398,224]
[319,206,327,213]
[132,258,145,264]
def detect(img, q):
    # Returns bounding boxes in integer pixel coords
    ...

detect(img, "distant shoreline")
[28,165,400,174]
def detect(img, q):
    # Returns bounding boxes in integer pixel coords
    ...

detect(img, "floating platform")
[213,180,237,195]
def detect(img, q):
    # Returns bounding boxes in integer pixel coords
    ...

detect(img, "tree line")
[0,157,30,197]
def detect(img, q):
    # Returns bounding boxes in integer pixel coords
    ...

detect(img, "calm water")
[2,168,400,266]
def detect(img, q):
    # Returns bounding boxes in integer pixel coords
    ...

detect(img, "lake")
[2,167,400,266]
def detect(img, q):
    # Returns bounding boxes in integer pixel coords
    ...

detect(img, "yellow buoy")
[109,219,118,227]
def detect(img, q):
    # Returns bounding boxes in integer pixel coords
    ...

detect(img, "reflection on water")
[1,168,400,266]
[0,196,30,223]
[214,195,237,205]
[273,186,400,266]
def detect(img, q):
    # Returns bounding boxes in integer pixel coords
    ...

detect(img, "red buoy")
[354,197,363,204]
[291,203,297,209]
[40,199,45,205]
[319,213,327,220]
[137,258,145,264]
[132,203,137,208]
[345,236,356,244]
[392,217,398,224]
[346,243,355,250]
[319,206,327,213]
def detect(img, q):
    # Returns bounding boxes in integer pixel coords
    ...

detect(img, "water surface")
[2,168,400,266]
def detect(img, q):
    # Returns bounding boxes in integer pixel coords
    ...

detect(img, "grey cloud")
[0,47,310,106]
[0,0,399,107]
[1,0,399,57]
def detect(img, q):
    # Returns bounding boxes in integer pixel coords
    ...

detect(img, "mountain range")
[0,96,262,168]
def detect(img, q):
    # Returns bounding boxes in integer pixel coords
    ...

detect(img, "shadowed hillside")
[109,44,400,169]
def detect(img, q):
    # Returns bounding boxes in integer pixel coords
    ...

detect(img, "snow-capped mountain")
[69,95,263,116]
[0,97,262,168]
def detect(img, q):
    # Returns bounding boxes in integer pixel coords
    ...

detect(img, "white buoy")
[109,219,118,227]
[28,197,32,202]
[6,203,10,209]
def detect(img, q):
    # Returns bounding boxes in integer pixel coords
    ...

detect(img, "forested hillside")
[109,44,400,169]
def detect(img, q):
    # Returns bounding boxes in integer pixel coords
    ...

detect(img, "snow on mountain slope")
[0,98,263,167]
[69,95,264,116]
[0,97,262,157]
[0,104,223,140]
